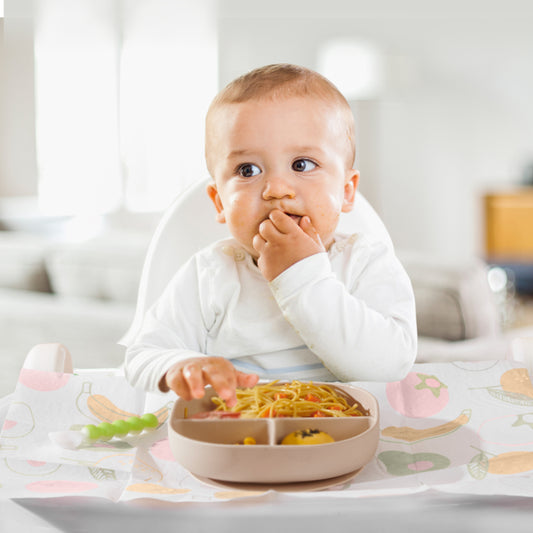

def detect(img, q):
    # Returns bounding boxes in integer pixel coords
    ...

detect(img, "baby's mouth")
[285,212,302,224]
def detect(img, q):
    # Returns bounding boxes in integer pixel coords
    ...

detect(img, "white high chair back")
[120,178,393,345]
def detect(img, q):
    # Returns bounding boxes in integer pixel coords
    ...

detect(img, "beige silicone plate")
[192,467,363,492]
[168,383,379,484]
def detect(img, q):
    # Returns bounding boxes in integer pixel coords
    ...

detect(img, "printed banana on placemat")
[381,409,471,443]
[87,394,170,425]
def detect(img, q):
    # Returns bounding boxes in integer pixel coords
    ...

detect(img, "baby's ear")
[206,183,226,223]
[341,170,359,213]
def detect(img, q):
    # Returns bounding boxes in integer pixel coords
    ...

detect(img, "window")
[33,0,217,216]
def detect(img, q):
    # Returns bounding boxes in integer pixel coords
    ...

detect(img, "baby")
[125,64,417,406]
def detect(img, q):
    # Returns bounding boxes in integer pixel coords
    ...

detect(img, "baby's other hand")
[161,356,259,407]
[252,210,325,281]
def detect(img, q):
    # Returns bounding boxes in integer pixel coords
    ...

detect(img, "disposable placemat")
[1,360,533,502]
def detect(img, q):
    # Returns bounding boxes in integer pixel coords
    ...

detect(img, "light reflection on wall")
[34,0,121,217]
[317,39,383,100]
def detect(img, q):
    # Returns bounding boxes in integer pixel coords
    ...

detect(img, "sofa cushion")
[0,287,133,385]
[416,335,513,363]
[45,234,149,304]
[400,252,502,341]
[0,231,51,292]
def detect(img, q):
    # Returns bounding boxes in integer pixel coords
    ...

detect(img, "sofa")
[0,228,531,397]
[0,230,150,396]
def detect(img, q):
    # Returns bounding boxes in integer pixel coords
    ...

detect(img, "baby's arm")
[268,237,417,382]
[160,356,258,406]
[252,210,416,381]
[126,317,259,402]
[124,254,258,398]
[126,319,259,402]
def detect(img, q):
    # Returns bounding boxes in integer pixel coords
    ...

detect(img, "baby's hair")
[211,63,347,104]
[205,63,356,172]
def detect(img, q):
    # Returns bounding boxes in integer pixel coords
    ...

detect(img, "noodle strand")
[211,380,367,418]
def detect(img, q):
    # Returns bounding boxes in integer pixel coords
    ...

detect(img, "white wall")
[1,0,532,260]
[0,0,37,197]
[216,0,533,260]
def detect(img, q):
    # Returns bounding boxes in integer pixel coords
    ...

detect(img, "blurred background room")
[1,0,533,396]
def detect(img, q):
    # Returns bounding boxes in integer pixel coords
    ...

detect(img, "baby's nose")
[262,174,296,200]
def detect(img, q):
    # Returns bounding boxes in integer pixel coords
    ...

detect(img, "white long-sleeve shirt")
[125,232,417,392]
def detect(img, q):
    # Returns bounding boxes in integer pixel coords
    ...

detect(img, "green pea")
[82,424,102,440]
[98,422,116,440]
[112,419,130,436]
[126,416,145,432]
[140,413,159,428]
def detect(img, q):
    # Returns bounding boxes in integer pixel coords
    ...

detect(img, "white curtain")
[34,0,217,216]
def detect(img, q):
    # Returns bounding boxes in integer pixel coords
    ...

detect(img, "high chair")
[119,177,394,346]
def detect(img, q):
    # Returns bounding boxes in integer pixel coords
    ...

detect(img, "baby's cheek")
[228,209,254,233]
[226,196,250,224]
[225,195,259,250]
[312,201,342,242]
[314,200,341,226]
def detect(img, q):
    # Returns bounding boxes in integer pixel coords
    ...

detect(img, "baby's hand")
[252,209,325,281]
[160,356,259,407]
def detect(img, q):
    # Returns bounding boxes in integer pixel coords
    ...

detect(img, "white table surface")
[3,491,533,533]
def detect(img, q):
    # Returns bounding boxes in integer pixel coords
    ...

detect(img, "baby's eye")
[238,163,261,178]
[292,159,317,172]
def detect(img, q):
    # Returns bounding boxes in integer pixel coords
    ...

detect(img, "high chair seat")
[120,177,393,346]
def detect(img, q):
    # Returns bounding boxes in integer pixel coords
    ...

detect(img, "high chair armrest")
[23,343,73,373]
[511,337,533,376]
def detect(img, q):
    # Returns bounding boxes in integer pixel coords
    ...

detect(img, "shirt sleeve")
[268,238,417,382]
[124,255,212,392]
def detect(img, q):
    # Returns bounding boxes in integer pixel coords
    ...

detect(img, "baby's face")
[207,96,359,258]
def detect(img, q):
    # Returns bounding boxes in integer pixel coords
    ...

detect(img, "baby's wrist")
[269,251,330,295]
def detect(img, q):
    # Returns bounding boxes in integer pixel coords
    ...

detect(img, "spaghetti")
[211,380,367,418]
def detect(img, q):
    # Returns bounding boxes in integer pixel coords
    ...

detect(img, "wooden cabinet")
[484,188,533,260]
